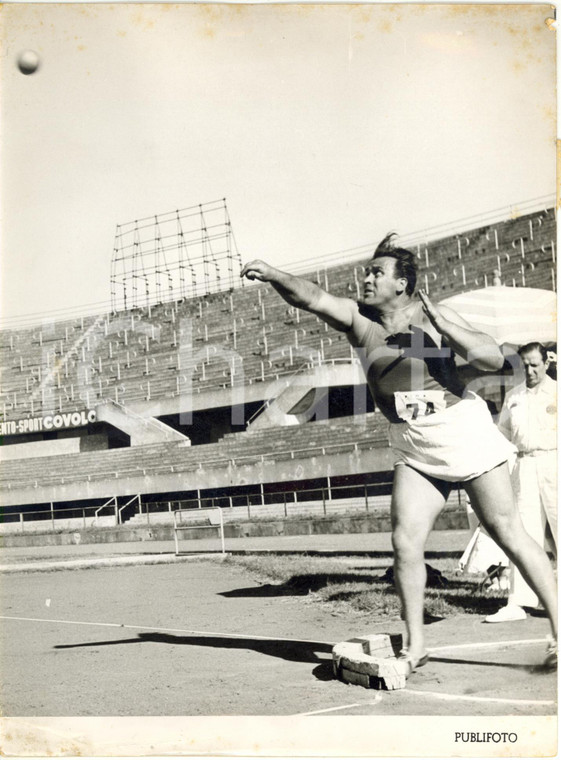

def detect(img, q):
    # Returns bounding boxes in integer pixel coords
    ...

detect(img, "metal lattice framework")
[110,198,242,312]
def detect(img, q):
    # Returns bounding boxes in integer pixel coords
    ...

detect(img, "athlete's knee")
[392,525,425,563]
[480,512,522,552]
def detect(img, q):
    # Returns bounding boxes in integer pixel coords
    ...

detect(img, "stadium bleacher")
[0,205,556,532]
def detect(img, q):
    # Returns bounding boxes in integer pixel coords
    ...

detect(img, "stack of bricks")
[332,633,408,690]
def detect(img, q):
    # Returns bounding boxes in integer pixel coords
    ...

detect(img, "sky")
[1,2,556,323]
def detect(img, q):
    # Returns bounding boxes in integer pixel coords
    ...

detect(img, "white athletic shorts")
[388,391,517,482]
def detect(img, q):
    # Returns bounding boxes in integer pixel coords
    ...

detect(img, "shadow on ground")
[54,631,334,665]
[428,654,548,675]
[220,564,454,598]
[219,568,505,618]
[220,572,380,597]
[53,634,544,682]
[423,588,508,615]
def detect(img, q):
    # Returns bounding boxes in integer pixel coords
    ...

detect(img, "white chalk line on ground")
[2,615,555,712]
[428,638,549,653]
[293,687,554,716]
[296,695,383,716]
[0,615,334,646]
[401,689,555,706]
[0,553,217,573]
[0,615,549,652]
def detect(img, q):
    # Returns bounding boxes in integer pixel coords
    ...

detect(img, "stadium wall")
[0,437,394,508]
[1,505,469,549]
[0,434,108,461]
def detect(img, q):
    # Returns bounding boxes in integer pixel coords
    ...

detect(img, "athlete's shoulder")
[346,300,382,345]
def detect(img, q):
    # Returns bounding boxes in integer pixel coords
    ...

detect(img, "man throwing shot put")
[241,234,558,674]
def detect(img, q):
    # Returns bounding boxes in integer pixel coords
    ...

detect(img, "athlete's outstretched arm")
[241,259,355,332]
[418,290,504,371]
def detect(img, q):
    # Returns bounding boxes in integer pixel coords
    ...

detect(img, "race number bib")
[394,390,446,422]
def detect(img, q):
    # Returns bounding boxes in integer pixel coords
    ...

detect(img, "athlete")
[241,233,558,673]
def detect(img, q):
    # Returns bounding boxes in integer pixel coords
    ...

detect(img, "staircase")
[96,399,189,446]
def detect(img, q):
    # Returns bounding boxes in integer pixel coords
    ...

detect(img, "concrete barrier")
[0,515,115,534]
[0,506,468,548]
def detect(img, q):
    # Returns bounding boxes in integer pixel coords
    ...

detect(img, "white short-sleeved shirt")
[498,375,557,453]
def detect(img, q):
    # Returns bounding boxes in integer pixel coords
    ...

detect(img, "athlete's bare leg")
[391,465,451,661]
[465,461,557,640]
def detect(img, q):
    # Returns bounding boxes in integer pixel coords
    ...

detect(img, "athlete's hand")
[241,260,276,282]
[418,289,445,332]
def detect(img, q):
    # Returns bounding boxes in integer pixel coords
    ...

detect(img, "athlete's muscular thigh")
[464,461,520,539]
[391,465,450,550]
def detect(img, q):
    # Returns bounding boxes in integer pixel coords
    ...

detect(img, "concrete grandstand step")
[0,420,393,490]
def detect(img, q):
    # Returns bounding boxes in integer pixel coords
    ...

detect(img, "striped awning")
[440,286,557,347]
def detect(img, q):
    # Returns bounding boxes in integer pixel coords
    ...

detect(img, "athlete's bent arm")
[241,259,355,332]
[419,290,504,371]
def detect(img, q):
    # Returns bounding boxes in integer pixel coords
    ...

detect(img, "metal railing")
[95,495,117,522]
[1,502,113,534]
[0,477,468,534]
[117,494,141,524]
[135,478,467,523]
[137,480,396,522]
[173,507,225,555]
[1,494,141,534]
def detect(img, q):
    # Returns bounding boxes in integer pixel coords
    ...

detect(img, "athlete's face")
[520,349,549,389]
[363,256,406,306]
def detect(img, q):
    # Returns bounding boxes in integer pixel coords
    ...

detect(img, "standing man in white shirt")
[486,342,557,622]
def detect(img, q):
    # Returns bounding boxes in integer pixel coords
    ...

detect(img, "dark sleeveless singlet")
[347,301,465,424]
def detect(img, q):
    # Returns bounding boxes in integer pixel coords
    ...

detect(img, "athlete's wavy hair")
[372,233,417,296]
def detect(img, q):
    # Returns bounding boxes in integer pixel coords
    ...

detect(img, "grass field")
[223,553,513,621]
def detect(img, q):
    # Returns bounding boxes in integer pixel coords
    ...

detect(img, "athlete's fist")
[241,260,276,282]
